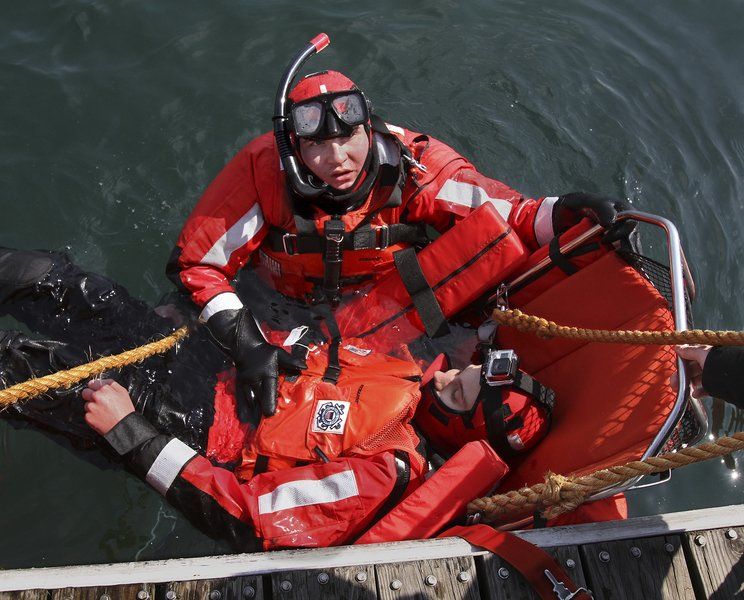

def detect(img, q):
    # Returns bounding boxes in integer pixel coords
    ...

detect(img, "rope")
[468,432,744,523]
[0,326,189,409]
[492,308,744,345]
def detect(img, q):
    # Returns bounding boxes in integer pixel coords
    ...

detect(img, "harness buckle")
[544,569,593,599]
[375,225,390,249]
[282,233,298,256]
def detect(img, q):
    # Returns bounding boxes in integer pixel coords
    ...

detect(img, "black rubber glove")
[206,308,307,417]
[552,192,635,243]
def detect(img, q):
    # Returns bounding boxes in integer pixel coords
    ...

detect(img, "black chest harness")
[265,117,430,305]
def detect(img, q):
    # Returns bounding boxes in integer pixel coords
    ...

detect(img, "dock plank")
[579,534,695,599]
[166,576,264,600]
[0,591,47,600]
[684,526,744,599]
[476,545,587,599]
[270,566,375,599]
[49,583,156,600]
[375,556,478,600]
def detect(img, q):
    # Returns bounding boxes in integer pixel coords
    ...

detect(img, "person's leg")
[0,248,226,453]
[0,330,99,445]
[0,247,171,355]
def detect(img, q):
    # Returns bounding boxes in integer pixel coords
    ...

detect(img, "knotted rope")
[2,305,744,521]
[468,432,744,523]
[491,308,744,345]
[0,326,189,409]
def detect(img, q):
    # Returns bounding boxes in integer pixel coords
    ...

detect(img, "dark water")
[1,0,743,568]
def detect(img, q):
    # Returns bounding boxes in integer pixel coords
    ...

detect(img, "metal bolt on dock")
[242,585,256,599]
[457,571,471,582]
[725,529,738,540]
[137,591,149,600]
[694,535,707,547]
[665,543,675,553]
[355,571,367,583]
[599,550,611,563]
[630,546,642,558]
[165,592,177,600]
[424,575,437,586]
[390,579,403,590]
[280,580,292,592]
[209,590,221,600]
[317,572,329,585]
[498,567,510,579]
[565,559,576,569]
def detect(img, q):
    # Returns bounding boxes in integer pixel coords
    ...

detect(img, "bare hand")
[672,345,712,399]
[82,379,135,436]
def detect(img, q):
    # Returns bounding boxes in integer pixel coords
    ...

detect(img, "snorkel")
[273,33,331,200]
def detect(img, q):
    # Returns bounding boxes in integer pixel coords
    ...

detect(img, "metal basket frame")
[502,210,708,500]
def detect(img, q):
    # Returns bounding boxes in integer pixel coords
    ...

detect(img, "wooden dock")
[1,505,742,599]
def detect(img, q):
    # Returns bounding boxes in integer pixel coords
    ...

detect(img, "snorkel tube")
[273,33,330,200]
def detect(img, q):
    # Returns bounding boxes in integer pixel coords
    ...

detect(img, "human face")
[432,364,482,412]
[298,126,369,190]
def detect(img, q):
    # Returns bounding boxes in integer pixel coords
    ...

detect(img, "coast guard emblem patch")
[311,400,350,435]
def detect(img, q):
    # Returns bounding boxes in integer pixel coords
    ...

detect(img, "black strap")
[266,223,427,255]
[253,454,270,476]
[512,371,556,414]
[321,308,342,384]
[480,371,556,458]
[393,248,450,339]
[480,386,516,459]
[549,237,579,275]
[321,219,345,305]
[313,446,331,463]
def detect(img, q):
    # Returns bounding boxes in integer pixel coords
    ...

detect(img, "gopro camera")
[483,349,519,386]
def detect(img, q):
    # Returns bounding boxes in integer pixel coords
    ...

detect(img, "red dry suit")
[166,123,556,321]
[106,337,429,551]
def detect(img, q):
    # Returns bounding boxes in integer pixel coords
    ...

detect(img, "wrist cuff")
[199,292,244,323]
[534,196,559,246]
[104,412,159,456]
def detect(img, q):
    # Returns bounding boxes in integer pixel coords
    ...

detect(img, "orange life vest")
[335,201,529,351]
[236,339,424,480]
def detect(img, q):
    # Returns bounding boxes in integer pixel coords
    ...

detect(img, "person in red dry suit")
[0,244,622,551]
[166,34,633,420]
[79,338,454,551]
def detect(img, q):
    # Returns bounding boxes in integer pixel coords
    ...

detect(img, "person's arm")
[84,379,258,550]
[675,345,744,409]
[166,137,305,416]
[402,137,629,249]
[83,380,408,550]
[165,142,268,321]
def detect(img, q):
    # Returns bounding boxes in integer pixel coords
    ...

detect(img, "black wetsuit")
[702,347,744,410]
[0,247,233,454]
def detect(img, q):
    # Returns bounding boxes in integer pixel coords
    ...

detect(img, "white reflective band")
[534,196,559,246]
[145,439,197,496]
[199,292,244,323]
[283,325,309,347]
[257,469,359,515]
[319,84,328,94]
[385,123,405,136]
[435,180,513,220]
[200,204,265,268]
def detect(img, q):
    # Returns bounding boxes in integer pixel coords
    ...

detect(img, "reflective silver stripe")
[385,122,405,136]
[257,469,359,515]
[198,292,244,323]
[200,204,265,268]
[435,180,513,220]
[534,196,559,246]
[145,439,197,496]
